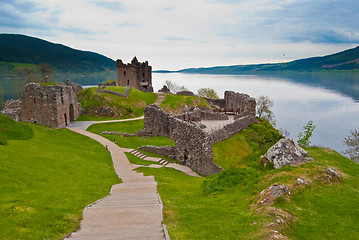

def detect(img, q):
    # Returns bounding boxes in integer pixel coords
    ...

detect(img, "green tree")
[37,63,53,82]
[256,95,276,126]
[297,120,316,147]
[343,128,359,163]
[197,88,219,99]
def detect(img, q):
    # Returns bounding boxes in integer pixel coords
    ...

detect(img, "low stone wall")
[175,109,228,122]
[97,85,130,98]
[137,146,176,160]
[209,115,255,144]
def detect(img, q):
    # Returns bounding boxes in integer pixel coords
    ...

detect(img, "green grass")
[77,86,157,120]
[136,167,268,239]
[87,120,174,149]
[39,82,60,86]
[0,118,119,240]
[160,94,210,115]
[135,119,359,239]
[0,114,34,145]
[125,152,161,166]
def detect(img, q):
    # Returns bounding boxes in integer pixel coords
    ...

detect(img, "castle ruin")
[1,81,82,128]
[116,56,153,92]
[137,91,257,175]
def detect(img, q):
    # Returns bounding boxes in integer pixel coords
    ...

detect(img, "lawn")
[160,94,210,115]
[0,115,119,240]
[87,119,174,149]
[136,119,359,239]
[77,86,157,120]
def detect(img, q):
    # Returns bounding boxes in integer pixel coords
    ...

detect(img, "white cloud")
[1,0,358,69]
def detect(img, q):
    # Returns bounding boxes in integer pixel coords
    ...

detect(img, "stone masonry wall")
[141,104,255,175]
[137,146,176,160]
[2,83,82,128]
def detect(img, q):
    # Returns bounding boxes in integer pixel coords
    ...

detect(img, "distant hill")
[0,34,116,73]
[173,46,359,74]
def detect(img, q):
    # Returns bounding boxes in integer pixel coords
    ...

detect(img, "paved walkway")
[65,128,169,240]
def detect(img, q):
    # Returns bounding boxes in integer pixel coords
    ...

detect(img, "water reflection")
[153,73,359,153]
[1,71,358,153]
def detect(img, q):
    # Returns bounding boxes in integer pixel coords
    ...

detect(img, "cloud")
[89,1,124,11]
[1,0,358,69]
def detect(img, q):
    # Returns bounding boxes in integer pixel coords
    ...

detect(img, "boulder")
[264,138,312,169]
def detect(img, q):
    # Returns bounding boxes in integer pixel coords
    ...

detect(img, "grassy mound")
[87,120,174,149]
[0,121,119,239]
[0,114,33,145]
[77,86,157,120]
[135,119,359,239]
[160,94,210,115]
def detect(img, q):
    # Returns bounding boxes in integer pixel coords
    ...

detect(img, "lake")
[1,71,358,154]
[152,72,359,154]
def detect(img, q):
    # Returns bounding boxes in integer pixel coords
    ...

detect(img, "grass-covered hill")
[0,34,115,73]
[77,86,158,120]
[0,114,119,239]
[133,119,358,239]
[174,45,359,73]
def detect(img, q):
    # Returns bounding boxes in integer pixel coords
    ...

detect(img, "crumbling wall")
[116,57,153,92]
[141,104,254,175]
[1,99,22,121]
[137,145,176,160]
[1,83,81,128]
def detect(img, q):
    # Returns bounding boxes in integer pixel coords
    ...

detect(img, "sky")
[1,0,359,70]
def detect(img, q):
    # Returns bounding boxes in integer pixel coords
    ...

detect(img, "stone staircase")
[129,149,170,166]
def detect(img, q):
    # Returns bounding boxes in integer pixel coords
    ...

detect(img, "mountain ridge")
[157,45,359,74]
[0,33,116,73]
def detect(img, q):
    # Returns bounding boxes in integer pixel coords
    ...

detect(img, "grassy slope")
[86,120,174,149]
[136,119,359,239]
[77,86,157,120]
[0,115,119,239]
[160,94,210,115]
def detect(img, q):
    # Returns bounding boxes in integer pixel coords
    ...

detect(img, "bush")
[297,120,316,147]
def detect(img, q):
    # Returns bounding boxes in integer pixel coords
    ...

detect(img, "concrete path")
[65,128,168,240]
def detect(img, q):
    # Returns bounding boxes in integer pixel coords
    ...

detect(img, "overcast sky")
[1,0,358,70]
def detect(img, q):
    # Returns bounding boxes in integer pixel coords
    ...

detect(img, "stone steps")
[68,228,165,240]
[129,150,170,166]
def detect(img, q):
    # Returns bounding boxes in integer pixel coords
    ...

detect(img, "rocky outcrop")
[263,138,313,169]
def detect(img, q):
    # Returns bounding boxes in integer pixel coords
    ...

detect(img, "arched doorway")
[69,104,74,122]
[64,113,68,126]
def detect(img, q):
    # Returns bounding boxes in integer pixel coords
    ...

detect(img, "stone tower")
[116,56,153,92]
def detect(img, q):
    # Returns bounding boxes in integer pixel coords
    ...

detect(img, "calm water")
[1,71,358,153]
[152,72,359,153]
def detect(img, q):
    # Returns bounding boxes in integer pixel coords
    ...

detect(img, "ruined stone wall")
[171,120,223,175]
[142,105,175,137]
[208,115,255,144]
[2,83,82,128]
[137,146,176,160]
[224,91,256,116]
[139,89,257,176]
[116,57,153,92]
[175,109,228,122]
[1,99,22,121]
